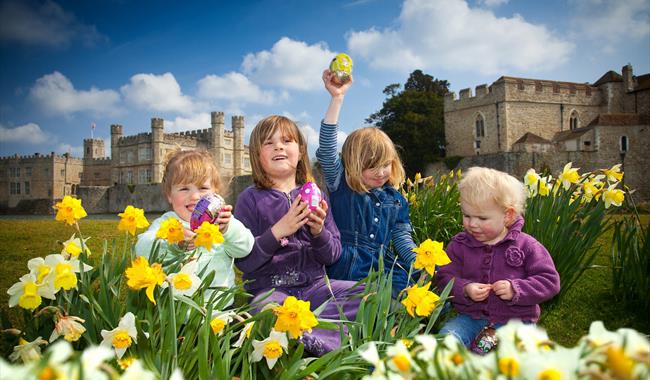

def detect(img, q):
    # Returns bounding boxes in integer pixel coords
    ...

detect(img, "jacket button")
[375,202,380,207]
[374,217,379,223]
[369,234,375,239]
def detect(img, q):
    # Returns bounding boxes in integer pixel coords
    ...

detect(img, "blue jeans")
[439,314,504,347]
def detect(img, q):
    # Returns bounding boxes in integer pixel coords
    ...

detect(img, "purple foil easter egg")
[299,182,322,211]
[190,193,225,231]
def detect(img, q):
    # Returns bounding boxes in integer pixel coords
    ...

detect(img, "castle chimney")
[622,64,635,93]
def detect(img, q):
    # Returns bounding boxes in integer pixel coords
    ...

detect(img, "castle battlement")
[0,152,81,161]
[118,132,153,145]
[84,157,112,163]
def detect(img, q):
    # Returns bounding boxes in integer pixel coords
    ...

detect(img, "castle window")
[475,115,485,138]
[24,182,30,195]
[60,169,65,178]
[224,153,232,165]
[138,147,152,161]
[127,151,135,163]
[569,111,580,130]
[26,167,32,176]
[569,84,576,95]
[225,138,233,146]
[553,83,560,93]
[586,87,592,96]
[244,157,250,169]
[126,170,133,184]
[10,182,20,195]
[86,147,91,155]
[9,167,16,177]
[535,81,543,92]
[517,80,524,90]
[120,151,127,164]
[620,136,629,153]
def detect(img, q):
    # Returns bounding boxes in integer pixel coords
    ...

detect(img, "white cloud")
[29,72,120,116]
[0,0,105,47]
[121,72,195,114]
[0,122,48,144]
[165,113,212,133]
[197,72,285,105]
[347,0,573,75]
[478,0,509,7]
[242,37,336,91]
[570,0,650,47]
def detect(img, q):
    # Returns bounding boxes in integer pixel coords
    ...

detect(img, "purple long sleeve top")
[234,185,342,294]
[436,217,560,324]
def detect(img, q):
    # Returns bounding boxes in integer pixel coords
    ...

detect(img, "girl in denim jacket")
[316,69,417,297]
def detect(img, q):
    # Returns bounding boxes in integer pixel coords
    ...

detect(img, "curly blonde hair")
[458,167,527,216]
[162,149,222,199]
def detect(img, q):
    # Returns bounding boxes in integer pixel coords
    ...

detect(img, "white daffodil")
[166,260,201,297]
[251,330,288,370]
[120,359,157,380]
[359,342,386,376]
[386,340,417,373]
[233,321,255,348]
[435,334,470,376]
[524,168,541,196]
[520,347,580,380]
[496,320,552,354]
[100,312,138,359]
[0,357,35,379]
[582,321,621,349]
[8,336,48,363]
[60,234,91,259]
[617,327,650,359]
[209,310,236,336]
[75,345,115,380]
[414,334,438,361]
[49,313,86,342]
[6,273,55,310]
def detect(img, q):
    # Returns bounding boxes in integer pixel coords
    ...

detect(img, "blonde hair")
[248,115,313,189]
[162,149,222,198]
[458,167,527,216]
[341,127,405,193]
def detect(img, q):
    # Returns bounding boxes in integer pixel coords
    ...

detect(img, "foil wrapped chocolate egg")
[329,53,353,84]
[190,193,225,231]
[299,182,322,211]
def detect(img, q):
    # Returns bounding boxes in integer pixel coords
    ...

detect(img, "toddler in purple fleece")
[436,167,560,348]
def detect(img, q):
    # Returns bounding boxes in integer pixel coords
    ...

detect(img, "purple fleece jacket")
[234,185,342,294]
[436,217,560,324]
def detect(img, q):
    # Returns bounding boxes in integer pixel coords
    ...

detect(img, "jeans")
[439,313,504,347]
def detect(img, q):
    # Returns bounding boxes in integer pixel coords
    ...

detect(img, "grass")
[1,216,648,358]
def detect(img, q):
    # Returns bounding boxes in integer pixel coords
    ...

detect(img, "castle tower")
[151,118,165,183]
[110,124,123,184]
[83,138,105,160]
[211,112,224,165]
[622,64,635,93]
[232,115,245,175]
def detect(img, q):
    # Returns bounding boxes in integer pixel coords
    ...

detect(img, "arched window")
[569,111,580,130]
[475,114,485,138]
[620,136,629,153]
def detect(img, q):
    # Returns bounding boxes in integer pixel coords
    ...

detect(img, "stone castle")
[444,64,650,201]
[0,112,251,212]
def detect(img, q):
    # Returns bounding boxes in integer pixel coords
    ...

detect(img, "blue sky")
[1,0,649,159]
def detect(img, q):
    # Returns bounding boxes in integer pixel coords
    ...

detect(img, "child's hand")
[183,228,196,251]
[322,69,353,97]
[216,205,233,234]
[271,195,310,241]
[492,280,514,301]
[464,282,492,302]
[306,199,329,237]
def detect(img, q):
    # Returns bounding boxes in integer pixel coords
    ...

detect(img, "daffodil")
[100,312,138,359]
[120,359,157,380]
[194,221,224,249]
[412,239,450,276]
[49,313,86,342]
[53,195,87,225]
[386,340,417,373]
[519,347,581,380]
[125,256,166,305]
[558,162,580,190]
[117,356,137,370]
[538,177,551,196]
[606,346,634,380]
[603,184,625,208]
[8,336,47,363]
[156,218,185,245]
[273,296,318,339]
[524,168,540,193]
[79,344,116,379]
[6,274,54,310]
[582,177,604,201]
[603,164,623,183]
[358,342,386,376]
[498,356,521,377]
[233,321,255,348]
[209,310,236,336]
[166,260,201,297]
[251,330,288,369]
[118,205,150,236]
[60,234,91,259]
[401,282,440,317]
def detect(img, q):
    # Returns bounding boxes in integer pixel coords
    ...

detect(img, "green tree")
[366,70,449,177]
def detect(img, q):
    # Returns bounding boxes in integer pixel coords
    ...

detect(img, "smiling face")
[461,199,514,245]
[259,129,301,186]
[361,163,392,190]
[167,179,214,222]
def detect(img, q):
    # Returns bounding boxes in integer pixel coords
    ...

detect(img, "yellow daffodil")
[53,195,87,225]
[558,162,580,190]
[100,312,138,359]
[118,205,150,236]
[156,218,185,245]
[603,163,623,183]
[401,282,440,317]
[251,330,288,369]
[538,177,551,196]
[6,273,56,310]
[603,185,625,208]
[49,313,86,342]
[8,336,47,363]
[209,310,236,336]
[606,346,634,380]
[233,321,255,348]
[412,239,450,276]
[125,256,166,305]
[273,296,318,339]
[524,168,540,188]
[60,234,91,259]
[194,221,224,250]
[582,178,603,201]
[414,172,422,183]
[166,260,201,297]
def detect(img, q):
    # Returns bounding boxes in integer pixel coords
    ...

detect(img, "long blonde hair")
[162,149,222,198]
[341,127,405,193]
[249,115,313,189]
[459,167,527,216]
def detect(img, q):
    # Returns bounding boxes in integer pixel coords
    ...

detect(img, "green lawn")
[1,216,648,358]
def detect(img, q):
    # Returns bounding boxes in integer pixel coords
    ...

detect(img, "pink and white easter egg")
[190,193,225,231]
[299,182,322,211]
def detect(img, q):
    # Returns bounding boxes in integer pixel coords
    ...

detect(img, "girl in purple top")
[436,167,560,348]
[234,115,363,356]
